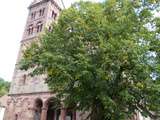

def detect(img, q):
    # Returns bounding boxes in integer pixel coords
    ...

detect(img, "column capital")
[28,107,36,110]
[40,107,48,120]
[61,107,67,110]
[42,107,48,111]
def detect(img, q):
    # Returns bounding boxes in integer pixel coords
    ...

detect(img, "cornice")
[28,0,62,11]
[8,91,53,96]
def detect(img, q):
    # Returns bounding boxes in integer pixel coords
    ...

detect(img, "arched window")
[36,22,43,32]
[31,12,36,19]
[48,26,52,32]
[27,24,34,35]
[39,9,42,17]
[39,8,45,16]
[51,11,57,20]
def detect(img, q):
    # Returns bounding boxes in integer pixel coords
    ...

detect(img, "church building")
[4,0,85,120]
[4,0,150,120]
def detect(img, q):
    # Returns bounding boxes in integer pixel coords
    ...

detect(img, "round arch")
[44,97,61,120]
[41,97,77,120]
[34,98,43,120]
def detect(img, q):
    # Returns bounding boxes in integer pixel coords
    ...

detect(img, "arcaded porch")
[34,97,76,120]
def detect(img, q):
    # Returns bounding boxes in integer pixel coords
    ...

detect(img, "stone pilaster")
[60,108,66,120]
[40,105,48,120]
[73,111,76,120]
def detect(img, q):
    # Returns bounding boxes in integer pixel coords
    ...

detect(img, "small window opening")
[51,11,57,19]
[39,8,45,17]
[37,22,43,32]
[48,26,52,32]
[27,24,34,35]
[22,74,27,85]
[39,9,42,16]
[42,8,45,16]
[31,12,36,19]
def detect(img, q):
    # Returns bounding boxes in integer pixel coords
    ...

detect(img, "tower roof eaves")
[28,0,62,10]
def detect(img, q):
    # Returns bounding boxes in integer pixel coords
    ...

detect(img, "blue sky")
[0,0,103,81]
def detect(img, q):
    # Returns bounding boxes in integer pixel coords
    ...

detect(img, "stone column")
[137,112,140,120]
[60,108,66,120]
[73,111,76,120]
[40,106,48,120]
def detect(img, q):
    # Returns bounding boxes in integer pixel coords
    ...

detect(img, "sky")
[0,0,103,81]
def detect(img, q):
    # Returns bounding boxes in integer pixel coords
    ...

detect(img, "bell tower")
[5,1,63,120]
[9,0,61,95]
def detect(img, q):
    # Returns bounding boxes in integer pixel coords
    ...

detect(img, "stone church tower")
[5,0,83,120]
[9,0,61,98]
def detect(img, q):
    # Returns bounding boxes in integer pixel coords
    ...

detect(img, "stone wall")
[4,92,87,120]
[4,92,53,120]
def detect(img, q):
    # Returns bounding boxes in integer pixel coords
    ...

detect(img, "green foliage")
[20,0,160,120]
[0,78,10,96]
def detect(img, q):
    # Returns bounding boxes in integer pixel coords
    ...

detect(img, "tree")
[20,0,160,120]
[0,78,10,96]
